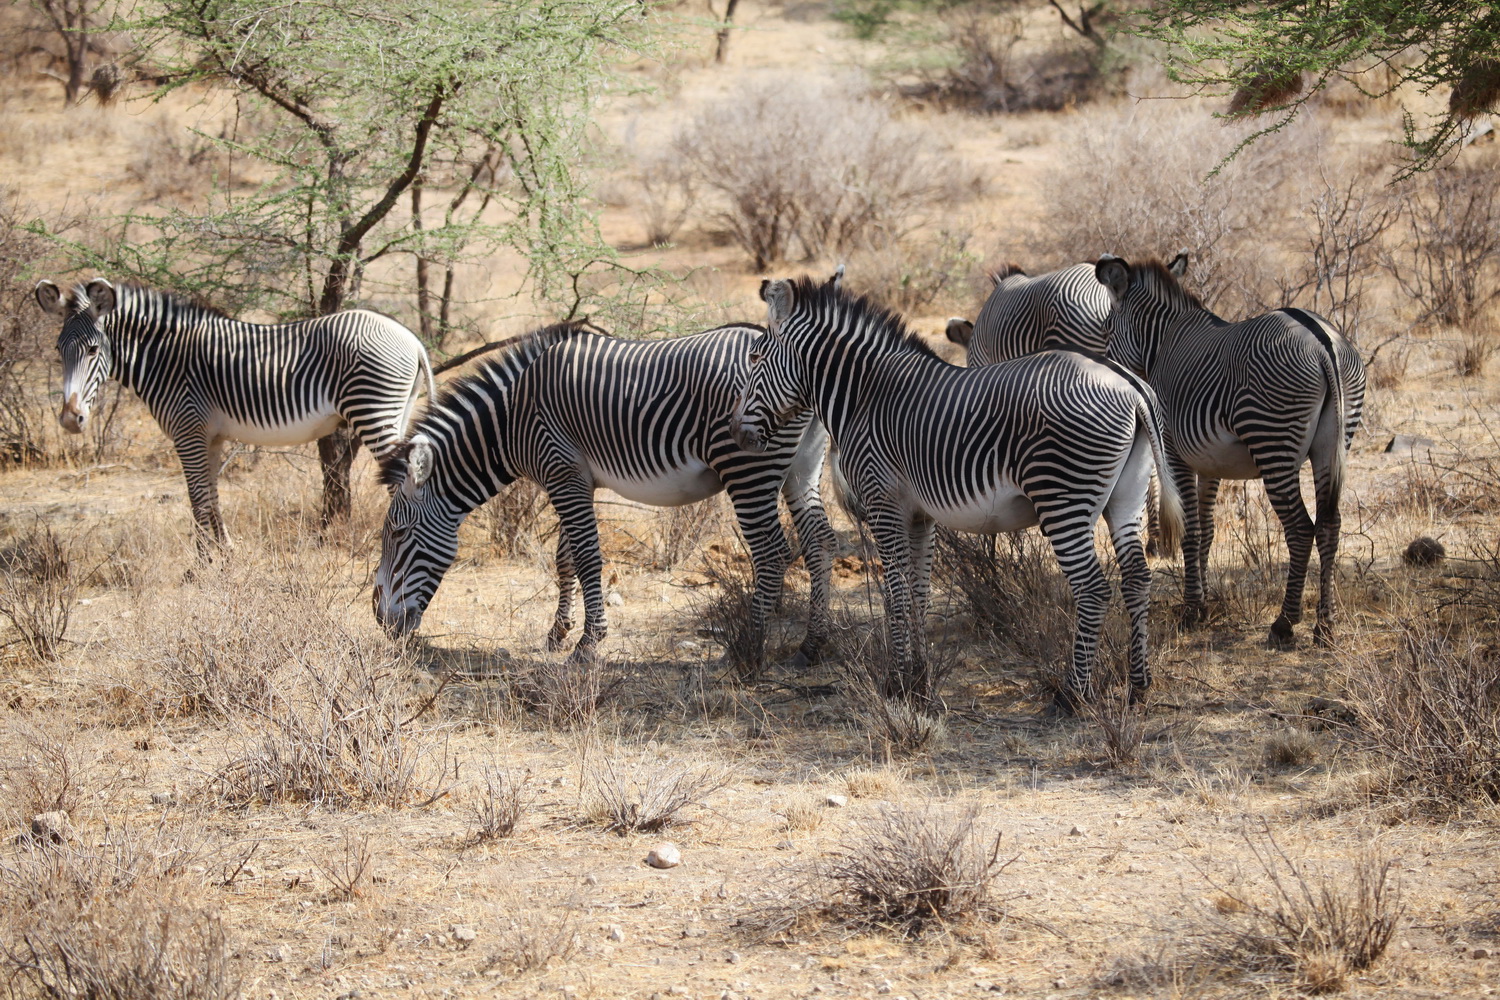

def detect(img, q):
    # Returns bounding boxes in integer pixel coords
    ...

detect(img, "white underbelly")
[211,411,344,447]
[1184,427,1261,480]
[927,485,1039,535]
[593,460,723,507]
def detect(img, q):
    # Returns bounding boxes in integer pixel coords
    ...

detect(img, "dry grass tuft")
[585,757,729,835]
[777,791,826,833]
[0,723,123,832]
[1263,727,1320,769]
[1084,687,1147,769]
[314,832,376,902]
[0,520,82,663]
[481,892,584,975]
[748,802,1012,941]
[1196,831,1403,993]
[470,765,531,842]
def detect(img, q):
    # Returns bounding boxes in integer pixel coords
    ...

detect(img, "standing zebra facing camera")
[35,278,434,552]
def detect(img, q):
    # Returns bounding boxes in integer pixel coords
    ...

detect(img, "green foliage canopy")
[1132,1,1500,176]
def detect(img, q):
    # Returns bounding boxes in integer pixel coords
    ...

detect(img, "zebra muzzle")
[58,393,87,433]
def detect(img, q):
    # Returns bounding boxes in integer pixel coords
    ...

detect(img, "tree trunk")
[714,0,741,64]
[317,426,360,527]
[412,177,434,345]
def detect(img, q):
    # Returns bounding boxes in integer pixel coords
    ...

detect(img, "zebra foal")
[1094,254,1365,647]
[35,279,434,550]
[373,320,835,671]
[944,262,1114,362]
[731,276,1182,709]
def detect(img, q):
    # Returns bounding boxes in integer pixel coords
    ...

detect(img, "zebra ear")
[34,281,65,316]
[1095,255,1129,300]
[945,318,974,347]
[827,264,845,291]
[409,437,434,490]
[84,279,116,317]
[763,279,795,330]
[1168,250,1189,278]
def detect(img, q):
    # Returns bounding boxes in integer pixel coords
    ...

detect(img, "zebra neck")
[807,337,939,445]
[102,299,185,392]
[420,393,517,514]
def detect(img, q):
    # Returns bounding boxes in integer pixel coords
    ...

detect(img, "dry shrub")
[584,756,728,834]
[480,892,583,975]
[507,656,610,730]
[829,608,953,752]
[125,119,217,204]
[1382,161,1500,338]
[673,78,970,269]
[844,228,980,314]
[1339,618,1500,806]
[933,528,1072,699]
[470,765,530,842]
[0,195,59,468]
[634,147,698,247]
[1084,686,1146,769]
[479,480,550,560]
[0,521,81,663]
[748,802,1012,941]
[690,549,758,676]
[313,832,375,902]
[0,722,123,832]
[895,9,1106,113]
[1196,832,1403,994]
[1039,102,1319,316]
[639,497,725,571]
[206,633,445,809]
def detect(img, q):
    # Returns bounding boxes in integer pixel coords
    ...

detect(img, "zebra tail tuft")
[1137,392,1183,558]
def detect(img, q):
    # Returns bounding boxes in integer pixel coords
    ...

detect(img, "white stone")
[646,842,681,869]
[451,925,476,943]
[825,794,848,808]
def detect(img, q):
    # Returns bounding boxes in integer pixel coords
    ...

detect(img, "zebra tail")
[420,347,437,401]
[1136,390,1183,558]
[1316,333,1347,505]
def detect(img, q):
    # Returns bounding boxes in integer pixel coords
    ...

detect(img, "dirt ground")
[3,4,1500,1000]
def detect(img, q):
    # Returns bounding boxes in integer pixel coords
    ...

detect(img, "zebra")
[372,320,836,671]
[35,279,434,550]
[730,275,1183,709]
[944,262,1114,364]
[1093,254,1366,647]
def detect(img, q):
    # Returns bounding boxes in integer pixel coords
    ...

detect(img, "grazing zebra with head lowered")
[34,278,434,550]
[944,262,1115,365]
[373,321,835,671]
[1094,254,1366,647]
[731,276,1182,710]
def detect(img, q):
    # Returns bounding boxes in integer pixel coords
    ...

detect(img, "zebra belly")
[209,410,343,447]
[1182,429,1260,480]
[592,460,724,507]
[927,487,1039,535]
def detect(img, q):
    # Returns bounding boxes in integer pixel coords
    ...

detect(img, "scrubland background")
[1,2,1499,999]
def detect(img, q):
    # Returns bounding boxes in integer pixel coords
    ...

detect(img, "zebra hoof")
[545,626,572,652]
[1180,605,1206,629]
[1267,617,1297,650]
[1312,621,1334,647]
[784,643,821,672]
[1048,687,1086,718]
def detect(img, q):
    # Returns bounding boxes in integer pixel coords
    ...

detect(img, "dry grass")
[584,757,729,835]
[313,832,376,902]
[480,891,584,976]
[0,520,82,663]
[469,765,531,842]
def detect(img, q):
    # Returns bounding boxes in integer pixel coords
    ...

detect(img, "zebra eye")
[86,344,100,357]
[748,351,763,366]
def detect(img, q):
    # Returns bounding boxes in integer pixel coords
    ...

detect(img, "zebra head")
[730,278,810,453]
[372,434,464,637]
[36,278,116,434]
[1094,252,1190,377]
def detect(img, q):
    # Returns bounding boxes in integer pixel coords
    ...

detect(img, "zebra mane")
[1131,260,1206,312]
[88,282,234,322]
[986,263,1028,287]
[786,275,939,361]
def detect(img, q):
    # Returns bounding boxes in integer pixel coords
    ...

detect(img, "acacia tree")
[46,0,646,519]
[1131,2,1500,176]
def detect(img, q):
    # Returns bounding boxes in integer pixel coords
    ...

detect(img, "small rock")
[266,944,292,963]
[1053,976,1067,989]
[775,839,795,851]
[682,923,708,938]
[608,925,625,942]
[668,988,690,997]
[1403,536,1446,568]
[150,791,176,805]
[825,794,848,808]
[28,811,74,844]
[607,591,625,607]
[877,981,893,995]
[1068,825,1086,837]
[646,842,681,869]
[724,950,741,963]
[1474,946,1494,959]
[451,925,476,944]
[583,873,599,886]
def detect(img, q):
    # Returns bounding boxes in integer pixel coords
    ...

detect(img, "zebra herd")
[33,257,1364,711]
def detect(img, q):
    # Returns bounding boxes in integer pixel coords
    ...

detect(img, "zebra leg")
[725,486,791,678]
[1311,462,1343,646]
[1041,516,1112,714]
[868,509,924,705]
[317,427,361,527]
[174,434,228,556]
[1195,476,1221,610]
[1170,457,1207,627]
[781,455,836,669]
[910,516,936,627]
[545,533,577,652]
[1143,471,1161,557]
[1106,499,1153,699]
[1261,466,1316,650]
[544,476,607,662]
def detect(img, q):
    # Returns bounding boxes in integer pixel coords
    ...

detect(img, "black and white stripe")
[373,321,835,670]
[1095,254,1366,646]
[945,262,1114,364]
[35,278,433,550]
[732,275,1183,708]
